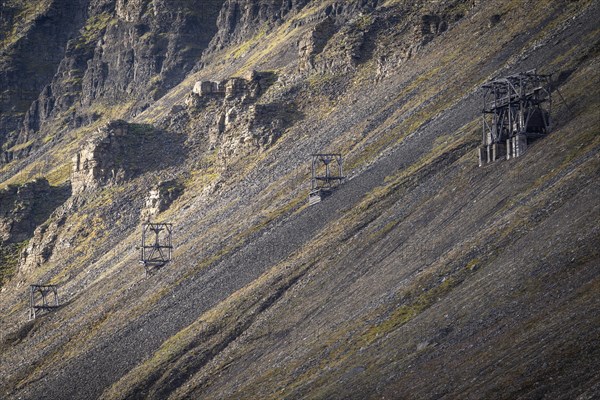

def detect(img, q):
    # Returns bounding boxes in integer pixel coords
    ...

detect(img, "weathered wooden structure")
[479,70,552,166]
[29,284,59,320]
[140,222,173,276]
[309,153,345,205]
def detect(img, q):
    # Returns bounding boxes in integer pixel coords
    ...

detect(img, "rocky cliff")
[0,0,89,152]
[0,0,599,399]
[0,178,69,287]
[1,0,224,165]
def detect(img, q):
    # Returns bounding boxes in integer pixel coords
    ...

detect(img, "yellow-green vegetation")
[221,110,541,395]
[0,146,72,190]
[184,168,220,190]
[162,180,184,197]
[548,27,600,68]
[248,134,597,396]
[7,215,143,389]
[4,139,34,153]
[1,0,599,398]
[307,72,336,89]
[353,14,374,31]
[87,99,136,122]
[231,26,268,59]
[75,12,114,49]
[503,129,600,214]
[347,0,588,176]
[46,163,71,186]
[225,0,329,72]
[0,134,16,151]
[104,249,315,400]
[230,7,318,75]
[0,241,28,288]
[128,123,156,136]
[122,166,307,330]
[0,0,52,49]
[45,212,106,287]
[149,74,162,87]
[0,96,138,188]
[344,69,454,172]
[499,57,600,214]
[360,277,457,346]
[465,258,480,271]
[0,163,37,189]
[368,219,398,241]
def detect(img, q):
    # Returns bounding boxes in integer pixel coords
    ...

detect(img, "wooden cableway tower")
[140,222,173,276]
[29,284,59,320]
[479,70,552,165]
[309,153,345,205]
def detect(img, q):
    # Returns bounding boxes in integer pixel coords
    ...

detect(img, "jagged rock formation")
[298,18,337,72]
[375,7,469,79]
[77,0,223,108]
[141,179,184,221]
[0,178,69,287]
[1,0,225,165]
[187,71,292,161]
[0,179,55,243]
[402,14,450,60]
[71,119,129,194]
[18,212,67,275]
[71,118,184,194]
[295,1,385,75]
[0,0,89,151]
[0,0,599,399]
[206,0,311,52]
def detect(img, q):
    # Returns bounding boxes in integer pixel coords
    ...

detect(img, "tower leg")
[516,133,527,157]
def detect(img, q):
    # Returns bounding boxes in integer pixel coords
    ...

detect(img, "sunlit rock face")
[71,120,129,195]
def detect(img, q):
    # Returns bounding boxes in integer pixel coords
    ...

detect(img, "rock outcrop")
[376,7,468,79]
[0,179,70,285]
[141,179,184,221]
[187,71,292,161]
[298,17,337,72]
[78,0,225,109]
[0,179,69,244]
[18,213,67,275]
[401,13,450,60]
[190,74,261,104]
[206,0,311,52]
[296,2,380,75]
[71,120,129,194]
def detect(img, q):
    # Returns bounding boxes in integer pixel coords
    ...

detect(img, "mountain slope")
[0,0,599,399]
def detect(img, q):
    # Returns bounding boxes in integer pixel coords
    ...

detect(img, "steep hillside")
[1,0,599,399]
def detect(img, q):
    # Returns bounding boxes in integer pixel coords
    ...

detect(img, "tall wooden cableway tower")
[479,70,552,165]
